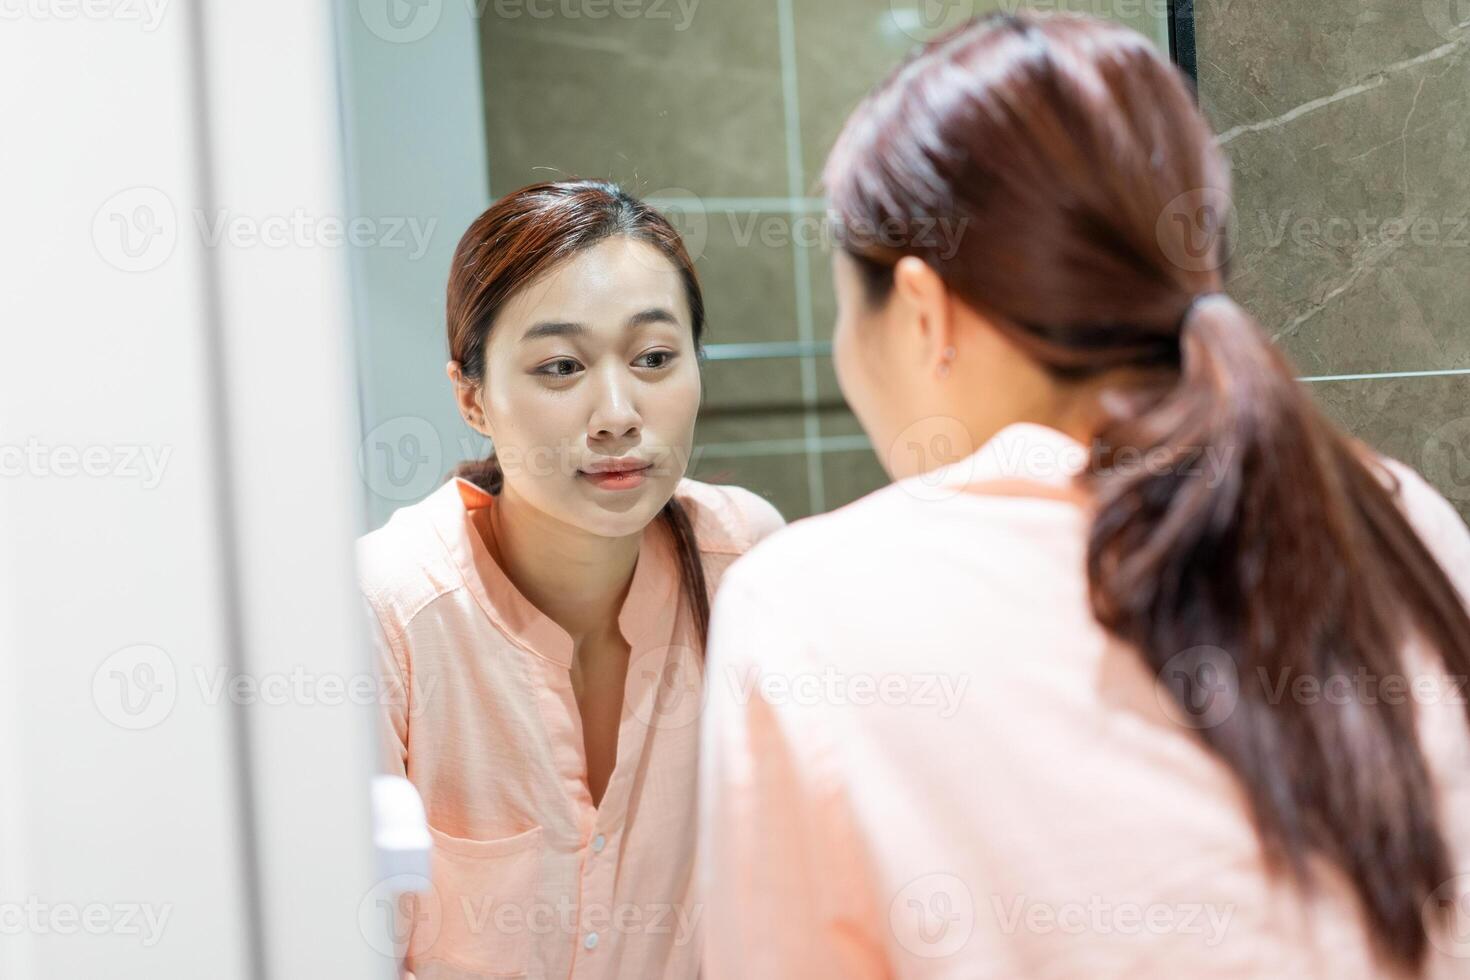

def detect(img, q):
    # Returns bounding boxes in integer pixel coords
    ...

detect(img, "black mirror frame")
[1167,0,1198,87]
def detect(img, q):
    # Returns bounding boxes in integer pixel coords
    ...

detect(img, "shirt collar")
[423,477,679,668]
[918,421,1091,492]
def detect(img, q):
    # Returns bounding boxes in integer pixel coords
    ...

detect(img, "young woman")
[700,13,1470,979]
[358,180,783,979]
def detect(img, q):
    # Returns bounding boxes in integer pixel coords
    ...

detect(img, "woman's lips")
[579,464,652,491]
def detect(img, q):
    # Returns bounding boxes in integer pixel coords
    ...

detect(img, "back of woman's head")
[825,12,1470,970]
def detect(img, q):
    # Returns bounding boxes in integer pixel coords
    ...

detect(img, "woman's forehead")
[496,237,689,339]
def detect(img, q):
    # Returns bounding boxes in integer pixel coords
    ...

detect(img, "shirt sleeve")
[363,597,419,980]
[363,596,409,781]
[729,484,787,547]
[697,563,888,980]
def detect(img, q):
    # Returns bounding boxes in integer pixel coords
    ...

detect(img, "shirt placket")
[567,640,666,976]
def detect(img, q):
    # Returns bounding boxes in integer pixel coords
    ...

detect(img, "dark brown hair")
[825,12,1470,970]
[445,180,710,642]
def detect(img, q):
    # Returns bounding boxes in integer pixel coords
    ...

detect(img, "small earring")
[937,346,956,378]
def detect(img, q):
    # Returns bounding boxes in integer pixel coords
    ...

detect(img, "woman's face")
[468,236,702,538]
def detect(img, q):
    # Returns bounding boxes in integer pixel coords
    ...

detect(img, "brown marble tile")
[1308,373,1470,524]
[690,205,809,411]
[692,401,812,516]
[821,447,890,511]
[812,359,854,424]
[688,446,811,522]
[806,228,839,341]
[478,0,788,197]
[693,209,804,346]
[695,403,807,446]
[698,356,805,412]
[790,0,926,190]
[1196,0,1452,129]
[793,0,1171,188]
[1199,12,1470,376]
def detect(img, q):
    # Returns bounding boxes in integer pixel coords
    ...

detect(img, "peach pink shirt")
[358,475,783,980]
[699,422,1470,980]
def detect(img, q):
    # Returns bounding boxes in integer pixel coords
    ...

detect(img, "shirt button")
[584,931,599,950]
[591,833,606,853]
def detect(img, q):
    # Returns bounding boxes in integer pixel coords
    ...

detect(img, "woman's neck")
[485,486,642,645]
[1001,364,1180,448]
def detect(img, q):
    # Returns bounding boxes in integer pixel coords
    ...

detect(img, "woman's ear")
[446,360,493,438]
[891,256,956,371]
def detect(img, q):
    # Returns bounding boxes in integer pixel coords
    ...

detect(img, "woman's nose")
[587,369,642,441]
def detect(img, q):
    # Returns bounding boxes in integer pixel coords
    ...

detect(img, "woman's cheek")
[491,395,581,491]
[663,370,702,471]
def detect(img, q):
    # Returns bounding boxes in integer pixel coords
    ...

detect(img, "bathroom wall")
[1195,3,1470,520]
[340,0,492,532]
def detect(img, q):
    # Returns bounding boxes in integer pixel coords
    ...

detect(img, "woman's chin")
[566,484,674,538]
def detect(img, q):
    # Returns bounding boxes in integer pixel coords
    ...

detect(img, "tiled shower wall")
[478,1,1470,522]
[1195,3,1470,522]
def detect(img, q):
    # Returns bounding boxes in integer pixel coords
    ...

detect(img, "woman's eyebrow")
[521,309,678,342]
[521,320,583,341]
[627,308,679,328]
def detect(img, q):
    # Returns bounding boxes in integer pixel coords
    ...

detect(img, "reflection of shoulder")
[673,478,787,558]
[1376,455,1470,587]
[712,480,916,600]
[354,496,459,624]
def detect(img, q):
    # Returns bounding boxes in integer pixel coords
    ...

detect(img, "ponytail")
[660,496,711,646]
[1084,293,1470,966]
[452,454,504,495]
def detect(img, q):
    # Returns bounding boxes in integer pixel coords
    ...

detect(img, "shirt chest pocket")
[407,824,544,978]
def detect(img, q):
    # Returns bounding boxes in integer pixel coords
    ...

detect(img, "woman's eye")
[635,350,676,369]
[536,358,582,378]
